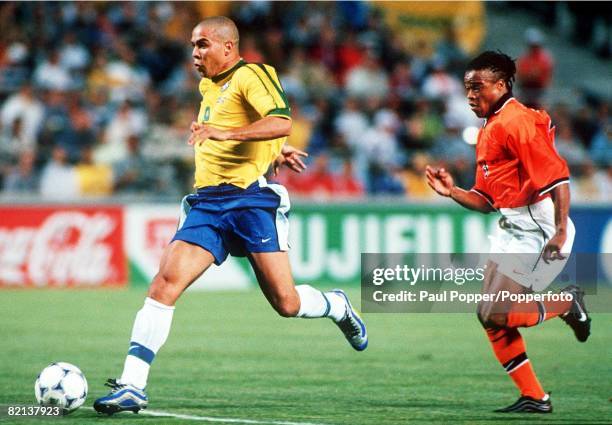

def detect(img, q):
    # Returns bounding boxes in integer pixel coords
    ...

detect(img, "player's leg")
[147,240,216,305]
[477,260,528,328]
[477,267,551,412]
[497,214,589,338]
[485,260,589,336]
[248,251,368,351]
[479,262,573,330]
[247,251,300,317]
[94,241,215,415]
[227,179,367,350]
[481,208,586,412]
[121,240,215,384]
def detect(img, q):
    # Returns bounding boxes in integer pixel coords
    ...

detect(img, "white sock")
[324,291,348,322]
[120,297,174,389]
[295,285,346,321]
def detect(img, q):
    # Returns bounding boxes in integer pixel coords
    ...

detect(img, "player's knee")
[478,310,508,328]
[476,302,488,327]
[273,293,300,318]
[148,272,182,305]
[488,313,508,328]
[476,310,486,327]
[477,302,505,328]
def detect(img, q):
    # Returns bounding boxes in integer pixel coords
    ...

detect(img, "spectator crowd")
[0,2,610,202]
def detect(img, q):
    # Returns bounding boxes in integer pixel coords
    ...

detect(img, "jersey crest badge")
[482,162,489,178]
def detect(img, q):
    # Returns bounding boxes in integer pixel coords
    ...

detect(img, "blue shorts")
[172,177,290,265]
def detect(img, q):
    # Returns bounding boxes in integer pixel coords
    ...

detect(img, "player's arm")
[505,116,571,262]
[425,165,494,213]
[451,187,495,213]
[188,117,290,145]
[542,182,570,263]
[228,115,291,141]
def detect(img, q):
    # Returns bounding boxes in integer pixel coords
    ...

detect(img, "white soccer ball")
[35,362,88,413]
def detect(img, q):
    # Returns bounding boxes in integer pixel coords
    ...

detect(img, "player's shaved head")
[191,16,241,78]
[195,16,239,46]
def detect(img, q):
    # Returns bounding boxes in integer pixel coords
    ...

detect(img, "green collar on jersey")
[212,59,246,83]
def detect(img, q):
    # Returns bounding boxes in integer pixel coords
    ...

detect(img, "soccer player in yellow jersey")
[94,16,367,415]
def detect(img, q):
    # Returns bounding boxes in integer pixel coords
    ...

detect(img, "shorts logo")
[261,237,272,243]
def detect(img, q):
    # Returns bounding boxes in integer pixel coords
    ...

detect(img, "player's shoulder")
[495,99,534,130]
[498,98,528,119]
[237,62,279,80]
[494,99,555,144]
[504,98,552,119]
[502,99,551,129]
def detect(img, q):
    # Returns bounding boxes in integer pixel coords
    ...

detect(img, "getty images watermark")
[361,253,610,313]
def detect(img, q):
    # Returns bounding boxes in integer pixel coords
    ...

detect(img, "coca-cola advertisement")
[0,206,127,287]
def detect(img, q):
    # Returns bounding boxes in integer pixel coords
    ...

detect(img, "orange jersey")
[471,97,569,208]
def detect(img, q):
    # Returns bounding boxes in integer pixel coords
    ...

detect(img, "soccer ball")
[35,362,88,414]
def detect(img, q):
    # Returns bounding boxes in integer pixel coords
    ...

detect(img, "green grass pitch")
[1,289,610,424]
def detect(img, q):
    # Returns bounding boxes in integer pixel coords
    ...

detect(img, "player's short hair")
[197,16,239,46]
[467,50,516,91]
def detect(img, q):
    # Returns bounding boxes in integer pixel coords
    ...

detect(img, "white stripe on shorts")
[258,176,291,251]
[177,195,192,230]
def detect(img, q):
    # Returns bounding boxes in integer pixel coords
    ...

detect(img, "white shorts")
[488,197,575,292]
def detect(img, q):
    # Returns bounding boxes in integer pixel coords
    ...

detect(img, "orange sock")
[506,299,572,328]
[508,361,546,399]
[486,327,545,399]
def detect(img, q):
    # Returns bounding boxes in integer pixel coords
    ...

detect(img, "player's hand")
[542,233,567,263]
[188,122,230,145]
[190,121,202,132]
[273,145,308,176]
[425,165,454,197]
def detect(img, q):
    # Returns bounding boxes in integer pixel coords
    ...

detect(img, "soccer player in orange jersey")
[426,51,590,413]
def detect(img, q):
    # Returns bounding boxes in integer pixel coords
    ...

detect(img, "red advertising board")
[0,206,127,287]
[145,218,178,263]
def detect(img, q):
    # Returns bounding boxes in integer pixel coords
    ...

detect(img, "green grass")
[1,289,610,424]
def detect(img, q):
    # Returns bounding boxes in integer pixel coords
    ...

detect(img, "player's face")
[464,69,508,118]
[191,25,226,78]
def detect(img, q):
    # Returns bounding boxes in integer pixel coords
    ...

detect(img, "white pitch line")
[85,407,332,425]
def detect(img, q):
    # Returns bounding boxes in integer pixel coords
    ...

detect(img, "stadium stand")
[0,2,609,201]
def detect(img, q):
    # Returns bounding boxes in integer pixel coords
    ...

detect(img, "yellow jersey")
[194,59,291,188]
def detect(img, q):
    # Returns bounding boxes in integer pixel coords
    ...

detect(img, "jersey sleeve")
[505,112,570,196]
[237,64,291,119]
[470,163,495,206]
